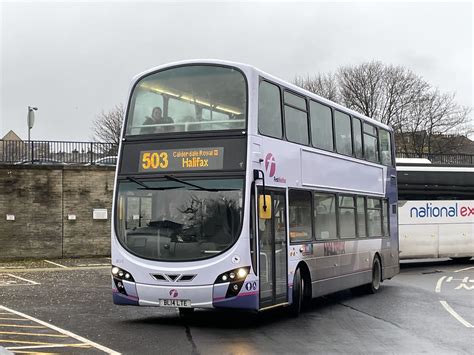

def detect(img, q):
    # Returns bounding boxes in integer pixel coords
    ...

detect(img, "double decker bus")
[111,60,399,315]
[397,162,474,261]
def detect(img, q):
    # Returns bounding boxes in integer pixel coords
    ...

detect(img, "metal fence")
[396,152,474,166]
[0,140,118,165]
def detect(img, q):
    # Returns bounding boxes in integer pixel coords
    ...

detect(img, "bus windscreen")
[125,65,247,135]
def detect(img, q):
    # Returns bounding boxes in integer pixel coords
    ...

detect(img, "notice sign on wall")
[93,209,108,220]
[139,147,224,173]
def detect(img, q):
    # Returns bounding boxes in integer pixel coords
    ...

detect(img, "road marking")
[435,276,446,293]
[43,260,68,269]
[7,274,39,285]
[440,301,474,328]
[6,343,90,350]
[2,266,109,273]
[77,263,110,267]
[0,324,46,329]
[454,266,474,273]
[0,318,30,321]
[0,331,68,337]
[0,305,120,354]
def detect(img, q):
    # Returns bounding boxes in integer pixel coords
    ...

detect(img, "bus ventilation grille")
[151,274,197,282]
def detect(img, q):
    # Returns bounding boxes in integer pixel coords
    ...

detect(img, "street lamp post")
[27,106,38,162]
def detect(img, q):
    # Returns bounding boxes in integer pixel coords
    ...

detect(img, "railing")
[396,152,474,166]
[0,140,118,165]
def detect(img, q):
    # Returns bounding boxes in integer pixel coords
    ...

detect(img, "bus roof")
[132,59,393,132]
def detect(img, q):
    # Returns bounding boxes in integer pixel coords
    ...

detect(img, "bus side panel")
[438,224,474,258]
[399,224,438,259]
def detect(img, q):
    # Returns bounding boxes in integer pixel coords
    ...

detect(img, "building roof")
[1,130,22,141]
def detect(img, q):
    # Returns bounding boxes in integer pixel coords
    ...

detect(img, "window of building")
[338,196,356,239]
[364,123,379,163]
[334,110,352,156]
[310,101,334,151]
[289,190,313,242]
[379,129,393,166]
[353,118,363,158]
[314,193,337,240]
[367,198,382,237]
[258,81,282,138]
[284,92,308,145]
[356,196,367,237]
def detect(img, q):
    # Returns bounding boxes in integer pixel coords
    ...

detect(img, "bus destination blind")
[139,147,224,172]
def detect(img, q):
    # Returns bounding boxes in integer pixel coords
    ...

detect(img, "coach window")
[356,196,367,237]
[379,129,393,166]
[284,92,309,145]
[338,196,356,239]
[258,81,283,138]
[310,100,334,151]
[382,199,390,236]
[352,117,363,158]
[334,110,352,156]
[363,123,379,163]
[367,198,382,237]
[289,190,313,242]
[314,193,337,240]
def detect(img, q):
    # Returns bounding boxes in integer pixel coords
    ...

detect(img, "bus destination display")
[139,147,224,172]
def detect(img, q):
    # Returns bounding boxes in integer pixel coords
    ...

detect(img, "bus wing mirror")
[259,195,272,219]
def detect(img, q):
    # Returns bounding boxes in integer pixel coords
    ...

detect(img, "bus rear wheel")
[354,257,381,295]
[289,268,303,317]
[366,257,382,294]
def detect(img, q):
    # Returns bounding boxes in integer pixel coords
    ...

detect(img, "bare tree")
[92,103,124,145]
[294,61,472,155]
[294,73,339,102]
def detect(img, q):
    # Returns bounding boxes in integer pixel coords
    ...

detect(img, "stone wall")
[0,164,115,259]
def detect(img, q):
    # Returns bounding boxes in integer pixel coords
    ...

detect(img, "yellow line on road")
[0,331,68,337]
[0,318,30,321]
[6,343,91,350]
[0,324,46,329]
[0,339,60,345]
[9,351,59,354]
[0,266,109,273]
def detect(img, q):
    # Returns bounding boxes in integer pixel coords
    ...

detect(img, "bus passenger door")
[258,189,288,308]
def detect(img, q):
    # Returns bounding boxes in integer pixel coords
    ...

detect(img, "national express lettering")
[409,202,474,218]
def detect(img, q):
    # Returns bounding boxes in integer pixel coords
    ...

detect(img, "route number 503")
[142,152,169,170]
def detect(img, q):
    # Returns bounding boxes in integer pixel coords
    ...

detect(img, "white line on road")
[0,305,121,354]
[439,301,474,328]
[435,276,446,293]
[454,266,474,273]
[43,260,68,269]
[7,274,39,285]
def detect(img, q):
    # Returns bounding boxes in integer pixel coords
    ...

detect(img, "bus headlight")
[214,266,250,298]
[111,265,135,296]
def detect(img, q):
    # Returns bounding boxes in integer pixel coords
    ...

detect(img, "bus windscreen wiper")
[164,175,237,191]
[126,177,182,190]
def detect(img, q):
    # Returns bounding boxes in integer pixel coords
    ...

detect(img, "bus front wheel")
[289,268,303,317]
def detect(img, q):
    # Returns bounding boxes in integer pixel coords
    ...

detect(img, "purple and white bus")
[111,60,399,316]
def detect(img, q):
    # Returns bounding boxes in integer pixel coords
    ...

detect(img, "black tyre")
[178,307,195,317]
[366,257,382,294]
[289,268,303,317]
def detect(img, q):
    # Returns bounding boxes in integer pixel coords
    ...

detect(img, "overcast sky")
[0,1,472,141]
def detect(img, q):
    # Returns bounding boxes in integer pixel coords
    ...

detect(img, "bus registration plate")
[159,299,191,308]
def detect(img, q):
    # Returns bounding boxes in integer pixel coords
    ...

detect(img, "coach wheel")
[179,307,195,317]
[289,268,303,317]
